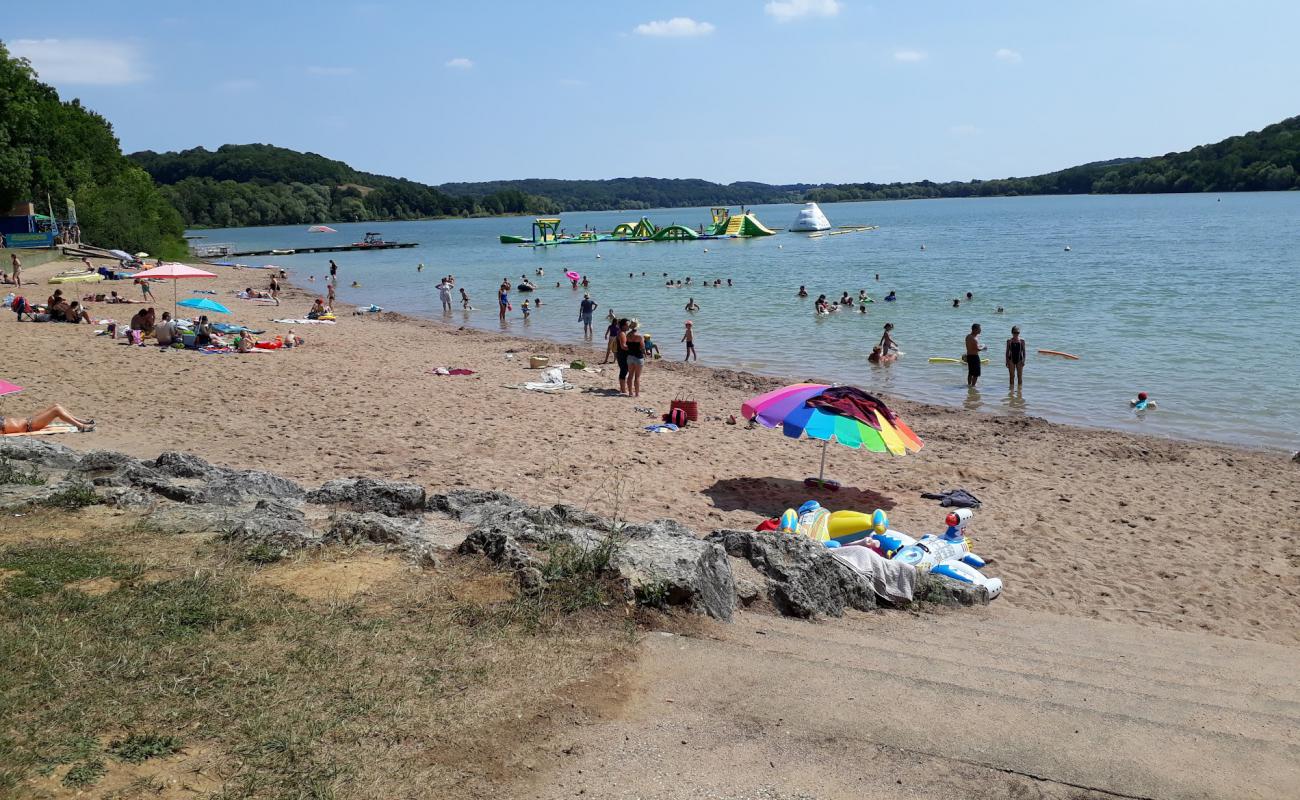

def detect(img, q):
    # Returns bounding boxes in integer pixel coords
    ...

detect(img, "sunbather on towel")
[3,405,94,434]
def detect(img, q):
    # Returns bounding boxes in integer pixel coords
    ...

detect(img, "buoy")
[703,248,709,253]
[778,244,783,249]
[920,244,926,250]
[1064,245,1072,251]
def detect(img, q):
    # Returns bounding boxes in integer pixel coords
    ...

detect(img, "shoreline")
[5,256,1298,646]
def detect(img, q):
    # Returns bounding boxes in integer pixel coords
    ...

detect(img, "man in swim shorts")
[965,323,986,388]
[578,293,598,339]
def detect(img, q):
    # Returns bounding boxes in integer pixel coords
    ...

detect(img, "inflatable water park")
[500,207,775,247]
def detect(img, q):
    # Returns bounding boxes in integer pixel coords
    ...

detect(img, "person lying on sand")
[106,291,139,304]
[2,405,94,434]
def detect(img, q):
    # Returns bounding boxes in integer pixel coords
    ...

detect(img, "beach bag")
[667,407,688,427]
[670,397,698,422]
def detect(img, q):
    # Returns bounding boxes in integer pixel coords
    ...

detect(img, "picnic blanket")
[829,545,917,604]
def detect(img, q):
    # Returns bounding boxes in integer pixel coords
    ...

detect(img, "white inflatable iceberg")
[790,202,831,232]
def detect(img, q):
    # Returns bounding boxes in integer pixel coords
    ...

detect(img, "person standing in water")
[437,277,453,312]
[578,293,598,339]
[498,278,511,322]
[878,322,898,357]
[1005,325,1027,390]
[681,320,697,361]
[965,323,986,388]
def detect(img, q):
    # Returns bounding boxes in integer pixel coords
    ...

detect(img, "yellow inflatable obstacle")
[827,508,889,544]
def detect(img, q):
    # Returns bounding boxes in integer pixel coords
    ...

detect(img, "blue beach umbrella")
[177,297,231,315]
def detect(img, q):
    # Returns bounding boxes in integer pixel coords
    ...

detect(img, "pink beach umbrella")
[131,263,218,316]
[0,379,23,397]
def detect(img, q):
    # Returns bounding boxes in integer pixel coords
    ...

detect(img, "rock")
[253,497,305,520]
[148,451,216,478]
[428,489,520,520]
[100,487,154,511]
[325,511,421,545]
[735,578,763,606]
[706,530,876,618]
[199,468,305,506]
[0,438,83,469]
[0,483,58,511]
[915,573,992,606]
[225,509,319,551]
[458,527,539,572]
[310,477,426,516]
[615,520,735,621]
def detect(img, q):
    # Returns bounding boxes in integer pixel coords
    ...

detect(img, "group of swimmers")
[662,275,734,289]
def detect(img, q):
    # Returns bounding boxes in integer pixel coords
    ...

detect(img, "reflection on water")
[197,192,1300,450]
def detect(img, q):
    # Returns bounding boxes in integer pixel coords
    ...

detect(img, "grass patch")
[0,514,631,799]
[0,458,45,486]
[107,733,183,764]
[61,758,106,788]
[535,534,619,614]
[0,545,132,598]
[39,482,101,510]
[243,542,284,564]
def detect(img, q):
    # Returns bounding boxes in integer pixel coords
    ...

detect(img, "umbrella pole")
[818,439,828,483]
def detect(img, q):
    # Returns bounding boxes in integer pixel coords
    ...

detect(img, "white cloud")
[950,123,981,137]
[994,48,1022,63]
[893,49,927,63]
[306,65,356,76]
[765,0,841,22]
[9,38,146,85]
[445,57,474,70]
[633,17,715,37]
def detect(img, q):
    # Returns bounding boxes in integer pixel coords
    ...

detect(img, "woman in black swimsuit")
[1005,326,1027,390]
[624,320,646,398]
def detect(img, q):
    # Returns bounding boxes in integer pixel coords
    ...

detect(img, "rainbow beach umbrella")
[741,383,923,488]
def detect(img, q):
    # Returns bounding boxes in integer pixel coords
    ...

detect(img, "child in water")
[521,299,530,319]
[682,320,697,361]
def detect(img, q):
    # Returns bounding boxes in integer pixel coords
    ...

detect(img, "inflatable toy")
[797,500,821,516]
[565,270,581,281]
[778,508,799,533]
[1130,391,1157,411]
[871,528,917,558]
[828,508,889,545]
[893,534,987,570]
[797,507,831,541]
[931,560,1003,600]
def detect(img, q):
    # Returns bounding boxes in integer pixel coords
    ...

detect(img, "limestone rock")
[706,530,876,618]
[309,477,426,516]
[325,511,421,545]
[0,438,83,469]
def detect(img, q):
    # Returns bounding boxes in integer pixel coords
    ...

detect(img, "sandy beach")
[5,257,1297,647]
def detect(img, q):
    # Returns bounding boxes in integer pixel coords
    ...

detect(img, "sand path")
[534,606,1300,800]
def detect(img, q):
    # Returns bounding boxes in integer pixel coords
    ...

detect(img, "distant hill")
[129,116,1300,228]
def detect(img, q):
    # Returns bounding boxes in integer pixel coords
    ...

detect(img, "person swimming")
[797,285,808,298]
[884,291,897,302]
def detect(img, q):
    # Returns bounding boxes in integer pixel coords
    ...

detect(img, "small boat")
[307,225,337,233]
[354,232,397,247]
[270,249,295,255]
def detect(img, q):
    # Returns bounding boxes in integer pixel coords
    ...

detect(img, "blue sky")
[7,1,1298,185]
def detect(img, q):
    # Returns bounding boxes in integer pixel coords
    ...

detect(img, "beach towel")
[431,367,476,376]
[644,423,679,433]
[920,488,982,509]
[2,423,80,437]
[211,323,265,335]
[805,386,897,429]
[830,545,917,604]
[272,319,335,325]
[522,368,574,392]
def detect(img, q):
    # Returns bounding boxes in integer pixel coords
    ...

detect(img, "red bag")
[669,398,698,422]
[668,407,688,426]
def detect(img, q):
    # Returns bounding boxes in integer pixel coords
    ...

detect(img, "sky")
[6,0,1299,186]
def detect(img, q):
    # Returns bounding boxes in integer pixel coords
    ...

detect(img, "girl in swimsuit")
[1005,326,1027,390]
[624,320,646,398]
[879,322,898,356]
[2,405,94,434]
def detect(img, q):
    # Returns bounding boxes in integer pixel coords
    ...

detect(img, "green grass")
[38,483,102,510]
[107,733,184,764]
[0,458,45,486]
[60,758,105,788]
[243,543,285,564]
[0,545,134,598]
[534,534,620,615]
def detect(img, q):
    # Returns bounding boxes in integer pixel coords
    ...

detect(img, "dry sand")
[4,257,1299,798]
[7,257,1296,644]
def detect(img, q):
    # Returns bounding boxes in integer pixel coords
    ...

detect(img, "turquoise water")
[193,193,1300,451]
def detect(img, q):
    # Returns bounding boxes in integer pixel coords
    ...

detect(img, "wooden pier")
[224,242,419,258]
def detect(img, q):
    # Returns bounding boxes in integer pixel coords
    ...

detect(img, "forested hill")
[0,42,186,256]
[130,116,1300,228]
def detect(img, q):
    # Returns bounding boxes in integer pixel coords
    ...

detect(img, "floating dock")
[223,242,418,257]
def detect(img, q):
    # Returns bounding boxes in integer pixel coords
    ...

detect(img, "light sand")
[4,257,1298,645]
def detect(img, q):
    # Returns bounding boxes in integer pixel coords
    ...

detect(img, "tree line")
[0,42,186,257]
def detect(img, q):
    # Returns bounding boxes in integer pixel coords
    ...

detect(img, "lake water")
[193,193,1300,451]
